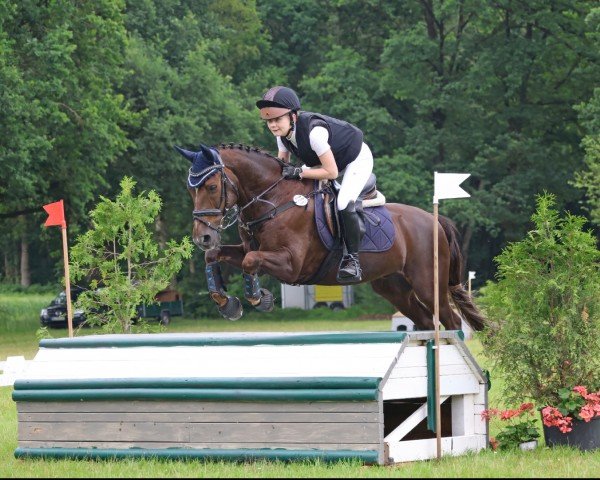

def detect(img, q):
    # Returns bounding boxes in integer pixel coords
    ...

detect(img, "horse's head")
[174,144,239,251]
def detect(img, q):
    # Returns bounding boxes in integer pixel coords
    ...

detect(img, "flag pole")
[431,171,471,460]
[433,194,442,460]
[60,222,73,338]
[43,200,73,338]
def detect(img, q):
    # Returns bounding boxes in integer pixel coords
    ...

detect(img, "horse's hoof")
[218,296,243,321]
[254,288,274,312]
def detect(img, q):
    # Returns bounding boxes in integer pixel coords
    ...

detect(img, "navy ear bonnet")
[174,144,223,188]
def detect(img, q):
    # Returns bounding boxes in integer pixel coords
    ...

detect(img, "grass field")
[1,292,599,477]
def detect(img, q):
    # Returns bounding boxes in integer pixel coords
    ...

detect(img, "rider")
[256,86,374,284]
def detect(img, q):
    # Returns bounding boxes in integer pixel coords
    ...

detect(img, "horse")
[175,142,486,331]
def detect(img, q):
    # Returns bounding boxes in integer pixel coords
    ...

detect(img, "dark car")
[41,288,184,328]
[40,287,88,328]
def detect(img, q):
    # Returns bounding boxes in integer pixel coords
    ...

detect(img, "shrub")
[70,177,193,334]
[480,193,600,407]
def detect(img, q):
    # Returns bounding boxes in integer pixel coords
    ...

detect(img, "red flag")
[43,200,66,227]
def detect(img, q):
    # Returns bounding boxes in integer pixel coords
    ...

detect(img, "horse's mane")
[216,143,286,167]
[217,143,279,161]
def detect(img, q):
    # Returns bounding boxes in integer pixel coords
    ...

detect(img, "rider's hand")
[282,165,303,180]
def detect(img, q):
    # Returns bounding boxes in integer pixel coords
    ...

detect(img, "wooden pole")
[433,199,442,459]
[61,225,73,338]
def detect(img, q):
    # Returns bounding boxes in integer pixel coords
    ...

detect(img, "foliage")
[480,193,600,407]
[1,0,600,292]
[542,386,600,433]
[482,403,540,450]
[70,177,193,333]
[573,85,600,225]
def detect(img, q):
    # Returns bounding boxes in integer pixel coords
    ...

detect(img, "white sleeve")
[309,126,331,157]
[276,136,288,153]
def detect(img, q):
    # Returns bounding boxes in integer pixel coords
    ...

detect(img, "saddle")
[300,177,394,285]
[320,173,387,240]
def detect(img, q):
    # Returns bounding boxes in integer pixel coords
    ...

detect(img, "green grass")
[0,292,54,333]
[2,293,599,477]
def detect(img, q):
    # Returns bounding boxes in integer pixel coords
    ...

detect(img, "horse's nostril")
[201,235,212,245]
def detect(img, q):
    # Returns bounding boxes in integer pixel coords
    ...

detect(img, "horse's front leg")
[204,245,247,321]
[240,248,296,312]
[207,244,246,268]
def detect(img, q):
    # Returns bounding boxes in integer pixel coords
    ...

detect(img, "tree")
[70,177,193,333]
[573,5,600,227]
[574,88,600,226]
[0,0,134,284]
[480,193,600,406]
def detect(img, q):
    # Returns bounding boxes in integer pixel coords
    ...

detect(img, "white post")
[468,271,476,298]
[433,196,442,460]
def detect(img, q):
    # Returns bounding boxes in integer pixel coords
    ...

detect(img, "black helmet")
[256,86,301,120]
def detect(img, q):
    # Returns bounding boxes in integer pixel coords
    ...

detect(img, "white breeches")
[337,142,374,210]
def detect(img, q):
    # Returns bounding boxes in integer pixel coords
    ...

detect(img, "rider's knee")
[338,198,358,212]
[337,196,353,211]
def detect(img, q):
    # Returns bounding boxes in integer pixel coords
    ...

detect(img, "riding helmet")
[256,86,301,120]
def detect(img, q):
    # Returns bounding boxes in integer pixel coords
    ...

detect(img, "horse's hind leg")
[407,266,463,330]
[370,275,434,330]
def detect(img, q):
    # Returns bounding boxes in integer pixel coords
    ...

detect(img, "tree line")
[0,0,598,311]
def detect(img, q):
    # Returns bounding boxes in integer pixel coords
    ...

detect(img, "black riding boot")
[337,201,364,284]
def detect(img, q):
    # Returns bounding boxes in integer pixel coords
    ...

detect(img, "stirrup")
[336,255,362,284]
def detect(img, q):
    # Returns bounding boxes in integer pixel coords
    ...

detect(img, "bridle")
[190,164,239,234]
[190,148,326,249]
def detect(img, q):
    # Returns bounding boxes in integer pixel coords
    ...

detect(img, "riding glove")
[282,165,303,180]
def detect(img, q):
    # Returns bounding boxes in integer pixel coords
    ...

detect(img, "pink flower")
[480,408,499,421]
[519,402,534,412]
[580,406,595,422]
[500,408,522,420]
[542,406,573,433]
[573,386,588,396]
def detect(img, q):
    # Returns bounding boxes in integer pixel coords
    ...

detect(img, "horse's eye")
[208,184,217,192]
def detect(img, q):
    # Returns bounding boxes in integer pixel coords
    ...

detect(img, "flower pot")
[519,440,538,451]
[542,416,600,451]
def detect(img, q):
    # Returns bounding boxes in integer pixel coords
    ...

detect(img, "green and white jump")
[12,330,488,464]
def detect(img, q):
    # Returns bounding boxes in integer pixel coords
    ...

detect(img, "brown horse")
[175,143,485,331]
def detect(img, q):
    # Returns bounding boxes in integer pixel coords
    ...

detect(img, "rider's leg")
[336,143,373,283]
[337,201,365,282]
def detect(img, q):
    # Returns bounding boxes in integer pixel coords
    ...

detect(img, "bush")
[70,177,193,334]
[480,193,600,407]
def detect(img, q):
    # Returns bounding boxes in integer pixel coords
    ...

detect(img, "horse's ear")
[173,145,196,162]
[198,143,215,158]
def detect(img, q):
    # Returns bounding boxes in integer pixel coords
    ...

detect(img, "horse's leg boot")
[337,201,364,284]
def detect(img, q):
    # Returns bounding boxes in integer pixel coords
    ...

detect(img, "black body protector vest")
[280,111,364,171]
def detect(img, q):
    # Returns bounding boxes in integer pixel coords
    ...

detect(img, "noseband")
[190,164,239,234]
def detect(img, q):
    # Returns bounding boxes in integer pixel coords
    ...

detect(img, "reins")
[239,184,330,234]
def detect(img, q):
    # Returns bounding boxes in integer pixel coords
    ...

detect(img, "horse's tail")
[438,216,487,331]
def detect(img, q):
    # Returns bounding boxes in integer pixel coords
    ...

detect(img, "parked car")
[40,288,184,328]
[40,287,88,328]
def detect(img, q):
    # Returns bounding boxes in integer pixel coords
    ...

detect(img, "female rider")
[256,86,374,284]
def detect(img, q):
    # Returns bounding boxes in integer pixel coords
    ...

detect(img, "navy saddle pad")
[314,192,395,253]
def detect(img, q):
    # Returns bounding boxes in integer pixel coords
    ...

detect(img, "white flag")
[434,172,471,201]
[468,271,476,280]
